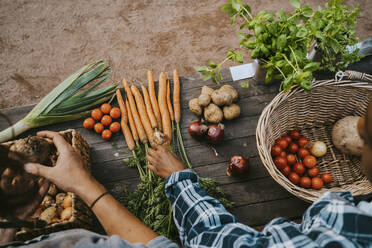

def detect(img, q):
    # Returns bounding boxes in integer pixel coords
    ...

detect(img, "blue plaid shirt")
[165,170,372,248]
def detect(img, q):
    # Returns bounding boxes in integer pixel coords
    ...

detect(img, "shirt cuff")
[165,169,198,186]
[165,169,199,201]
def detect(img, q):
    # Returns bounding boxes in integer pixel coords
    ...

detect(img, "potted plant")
[195,0,360,91]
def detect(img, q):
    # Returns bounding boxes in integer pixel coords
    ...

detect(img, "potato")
[211,89,233,106]
[56,193,66,205]
[189,98,202,116]
[198,94,211,107]
[201,86,214,96]
[204,104,223,123]
[332,116,364,156]
[220,85,238,102]
[48,184,58,196]
[41,195,55,209]
[63,193,73,208]
[39,206,57,224]
[223,104,241,120]
[60,207,73,221]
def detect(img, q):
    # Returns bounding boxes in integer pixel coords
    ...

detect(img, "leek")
[0,60,117,142]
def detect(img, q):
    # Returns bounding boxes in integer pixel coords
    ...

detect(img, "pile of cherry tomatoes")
[83,103,121,140]
[271,130,332,190]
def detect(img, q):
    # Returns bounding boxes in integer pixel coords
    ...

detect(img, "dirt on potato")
[0,0,371,109]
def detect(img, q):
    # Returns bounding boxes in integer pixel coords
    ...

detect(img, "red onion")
[188,120,208,140]
[207,123,224,144]
[227,155,249,176]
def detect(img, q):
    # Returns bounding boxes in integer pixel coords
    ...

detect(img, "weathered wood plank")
[230,197,309,227]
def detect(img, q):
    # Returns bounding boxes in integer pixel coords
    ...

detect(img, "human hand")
[24,131,94,195]
[146,146,187,178]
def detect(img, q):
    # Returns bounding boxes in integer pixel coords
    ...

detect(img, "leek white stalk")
[0,60,117,142]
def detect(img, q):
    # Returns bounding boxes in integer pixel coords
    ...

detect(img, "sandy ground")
[0,0,371,109]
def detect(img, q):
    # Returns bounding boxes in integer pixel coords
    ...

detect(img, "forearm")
[74,177,158,244]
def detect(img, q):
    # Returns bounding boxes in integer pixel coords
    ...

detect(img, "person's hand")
[146,145,187,178]
[24,131,94,195]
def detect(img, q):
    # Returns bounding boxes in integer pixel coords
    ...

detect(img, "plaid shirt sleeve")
[165,169,372,248]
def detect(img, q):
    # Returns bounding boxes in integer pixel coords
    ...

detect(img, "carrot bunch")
[117,70,232,242]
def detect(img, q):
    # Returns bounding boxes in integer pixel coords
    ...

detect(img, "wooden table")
[0,69,313,231]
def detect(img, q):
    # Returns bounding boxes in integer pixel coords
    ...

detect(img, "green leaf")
[221,4,236,16]
[296,27,308,38]
[208,61,218,69]
[194,66,209,73]
[217,70,223,81]
[276,10,286,21]
[289,0,301,9]
[300,80,312,90]
[303,62,320,72]
[231,0,242,12]
[237,32,246,40]
[202,72,212,81]
[240,81,250,88]
[302,5,313,17]
[277,34,287,50]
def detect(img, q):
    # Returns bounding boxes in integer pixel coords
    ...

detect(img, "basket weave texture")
[256,71,372,202]
[9,129,93,240]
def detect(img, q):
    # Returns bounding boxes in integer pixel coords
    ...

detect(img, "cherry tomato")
[91,108,103,121]
[274,156,287,170]
[298,137,309,147]
[279,151,287,158]
[271,145,283,157]
[101,115,112,127]
[290,130,301,140]
[289,172,300,185]
[100,103,112,114]
[110,107,121,119]
[287,154,297,166]
[303,155,316,169]
[321,173,332,184]
[283,135,292,144]
[276,138,289,150]
[110,122,121,133]
[300,176,311,188]
[83,117,95,130]
[293,162,306,175]
[94,123,104,134]
[102,129,112,140]
[307,167,319,178]
[288,143,299,153]
[311,177,323,190]
[281,166,291,177]
[298,147,310,159]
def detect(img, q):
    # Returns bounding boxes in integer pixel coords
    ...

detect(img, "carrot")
[158,72,172,142]
[116,88,128,124]
[122,79,148,144]
[126,99,139,143]
[166,80,174,121]
[141,85,158,130]
[131,85,154,144]
[173,69,181,123]
[147,70,162,131]
[115,88,134,150]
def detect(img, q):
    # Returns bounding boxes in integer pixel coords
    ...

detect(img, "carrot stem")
[176,122,192,169]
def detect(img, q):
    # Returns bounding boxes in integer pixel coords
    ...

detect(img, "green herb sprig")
[195,0,360,91]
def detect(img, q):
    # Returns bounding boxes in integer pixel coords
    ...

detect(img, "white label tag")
[229,63,256,81]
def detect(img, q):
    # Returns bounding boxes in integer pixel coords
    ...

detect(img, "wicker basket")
[256,71,372,202]
[3,129,93,241]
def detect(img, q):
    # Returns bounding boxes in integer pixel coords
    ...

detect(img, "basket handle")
[336,70,372,83]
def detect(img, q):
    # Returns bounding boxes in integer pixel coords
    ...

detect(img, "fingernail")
[24,163,35,173]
